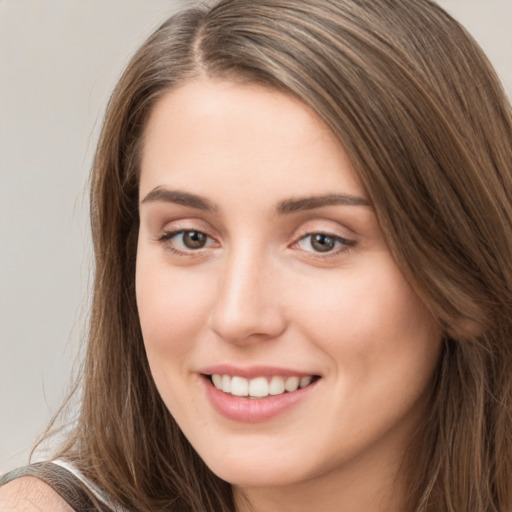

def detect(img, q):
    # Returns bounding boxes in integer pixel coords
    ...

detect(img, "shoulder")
[1,462,122,512]
[0,476,74,511]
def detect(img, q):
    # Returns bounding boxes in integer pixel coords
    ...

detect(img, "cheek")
[135,257,213,360]
[290,255,441,382]
[135,258,213,419]
[288,258,442,453]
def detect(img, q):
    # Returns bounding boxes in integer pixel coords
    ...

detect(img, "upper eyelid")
[293,232,356,249]
[156,219,356,245]
[156,228,356,263]
[291,223,356,243]
[159,219,217,238]
[290,233,357,260]
[158,229,218,255]
[299,232,356,244]
[160,228,215,242]
[297,229,353,239]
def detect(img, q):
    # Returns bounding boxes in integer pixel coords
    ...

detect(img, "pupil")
[311,234,335,252]
[184,231,206,249]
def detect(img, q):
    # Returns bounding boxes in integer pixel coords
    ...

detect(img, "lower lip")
[202,376,319,423]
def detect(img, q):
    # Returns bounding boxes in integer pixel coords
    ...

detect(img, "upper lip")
[199,364,320,379]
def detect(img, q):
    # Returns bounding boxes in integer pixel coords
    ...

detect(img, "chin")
[212,465,305,488]
[198,447,310,488]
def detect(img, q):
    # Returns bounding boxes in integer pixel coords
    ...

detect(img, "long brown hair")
[45,1,512,510]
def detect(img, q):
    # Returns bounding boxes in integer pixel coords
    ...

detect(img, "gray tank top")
[0,461,120,511]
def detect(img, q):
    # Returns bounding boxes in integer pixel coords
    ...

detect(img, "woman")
[2,0,512,511]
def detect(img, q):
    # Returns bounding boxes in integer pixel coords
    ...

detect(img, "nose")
[208,248,287,345]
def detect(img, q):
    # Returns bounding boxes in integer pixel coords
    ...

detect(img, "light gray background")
[1,0,511,473]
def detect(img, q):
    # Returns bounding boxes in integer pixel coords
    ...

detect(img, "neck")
[235,466,405,512]
[234,460,409,512]
[233,420,422,512]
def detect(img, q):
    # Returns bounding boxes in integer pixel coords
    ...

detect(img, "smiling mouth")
[207,374,320,398]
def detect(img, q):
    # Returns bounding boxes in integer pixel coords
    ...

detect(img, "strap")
[0,462,113,511]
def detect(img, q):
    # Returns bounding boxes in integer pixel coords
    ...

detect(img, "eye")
[296,232,354,254]
[159,229,215,252]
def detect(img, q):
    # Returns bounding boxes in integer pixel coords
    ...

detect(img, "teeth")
[284,376,300,392]
[211,374,315,398]
[249,377,269,397]
[300,376,312,388]
[269,376,285,395]
[212,374,223,389]
[231,376,249,396]
[222,374,231,393]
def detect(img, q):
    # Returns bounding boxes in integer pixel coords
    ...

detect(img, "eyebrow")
[140,188,218,212]
[276,193,372,213]
[140,188,371,214]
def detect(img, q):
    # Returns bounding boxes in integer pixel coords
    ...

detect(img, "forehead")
[139,78,365,204]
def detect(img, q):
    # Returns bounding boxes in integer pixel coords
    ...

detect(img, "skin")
[136,78,443,512]
[0,478,73,512]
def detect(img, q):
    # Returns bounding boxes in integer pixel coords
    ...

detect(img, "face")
[136,79,442,499]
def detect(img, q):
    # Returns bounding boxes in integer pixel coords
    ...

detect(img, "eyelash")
[158,229,217,256]
[294,232,356,258]
[158,229,356,258]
